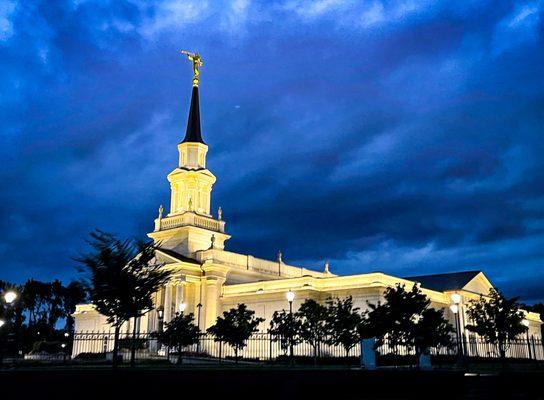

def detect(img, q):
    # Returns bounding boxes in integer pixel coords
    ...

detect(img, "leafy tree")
[465,288,527,361]
[22,279,52,329]
[297,299,329,364]
[61,281,87,333]
[47,280,65,328]
[78,230,171,367]
[207,303,264,363]
[367,284,453,363]
[155,312,200,364]
[1,279,86,355]
[325,296,362,358]
[413,308,454,358]
[269,309,302,362]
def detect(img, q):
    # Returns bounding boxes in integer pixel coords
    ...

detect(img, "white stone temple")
[73,64,542,347]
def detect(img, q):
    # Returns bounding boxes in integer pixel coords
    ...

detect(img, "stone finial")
[324,261,331,274]
[218,206,223,221]
[158,204,164,219]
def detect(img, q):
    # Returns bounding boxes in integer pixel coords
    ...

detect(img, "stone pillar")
[175,284,183,313]
[164,284,172,323]
[193,280,204,330]
[204,278,224,329]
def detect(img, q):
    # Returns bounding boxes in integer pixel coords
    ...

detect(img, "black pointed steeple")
[181,86,205,144]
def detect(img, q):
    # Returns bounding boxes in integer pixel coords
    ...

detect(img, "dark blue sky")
[1,1,543,302]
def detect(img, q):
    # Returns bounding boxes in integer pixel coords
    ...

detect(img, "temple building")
[73,57,542,346]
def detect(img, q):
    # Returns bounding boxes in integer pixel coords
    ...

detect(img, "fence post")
[269,334,273,361]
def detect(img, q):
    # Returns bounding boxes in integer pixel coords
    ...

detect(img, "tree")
[297,299,329,364]
[61,281,87,333]
[207,303,264,363]
[22,279,53,331]
[367,284,453,364]
[155,312,200,364]
[78,230,171,367]
[325,296,362,359]
[269,309,302,363]
[1,279,86,355]
[465,288,527,361]
[413,308,454,358]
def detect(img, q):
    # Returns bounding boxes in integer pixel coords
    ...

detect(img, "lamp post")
[157,306,164,333]
[286,290,295,366]
[196,303,203,354]
[522,319,531,360]
[1,289,18,361]
[450,293,463,357]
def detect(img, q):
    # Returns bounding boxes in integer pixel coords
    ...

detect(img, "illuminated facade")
[73,71,542,343]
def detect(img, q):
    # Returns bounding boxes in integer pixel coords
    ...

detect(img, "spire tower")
[182,86,204,144]
[148,52,230,256]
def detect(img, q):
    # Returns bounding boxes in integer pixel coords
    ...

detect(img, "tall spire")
[180,51,205,144]
[181,86,205,144]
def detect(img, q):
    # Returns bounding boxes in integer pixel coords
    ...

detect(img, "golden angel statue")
[181,50,203,86]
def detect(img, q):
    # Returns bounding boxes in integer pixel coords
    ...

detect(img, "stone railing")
[154,212,224,233]
[196,249,325,278]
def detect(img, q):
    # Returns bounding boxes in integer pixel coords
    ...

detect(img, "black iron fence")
[70,332,544,363]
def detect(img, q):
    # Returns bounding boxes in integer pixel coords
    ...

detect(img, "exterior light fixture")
[0,319,5,328]
[286,290,295,303]
[450,293,462,305]
[522,319,530,327]
[256,288,264,294]
[64,332,69,338]
[285,290,296,366]
[411,314,422,324]
[450,294,463,358]
[4,291,17,304]
[157,307,164,320]
[179,303,187,313]
[61,343,67,349]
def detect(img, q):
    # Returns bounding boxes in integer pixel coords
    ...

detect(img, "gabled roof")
[404,270,482,292]
[181,86,205,144]
[156,248,200,265]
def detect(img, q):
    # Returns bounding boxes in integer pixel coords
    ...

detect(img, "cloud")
[0,0,543,303]
[0,0,16,41]
[492,0,543,55]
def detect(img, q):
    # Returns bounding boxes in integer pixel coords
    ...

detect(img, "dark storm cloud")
[0,0,542,302]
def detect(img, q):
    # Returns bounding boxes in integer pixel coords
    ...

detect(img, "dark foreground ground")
[1,367,543,400]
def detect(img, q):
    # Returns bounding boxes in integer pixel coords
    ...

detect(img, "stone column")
[197,279,206,330]
[175,284,183,314]
[164,284,172,323]
[204,277,225,329]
